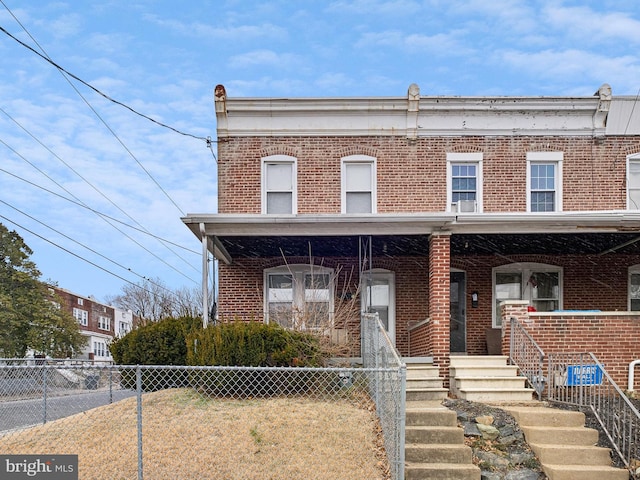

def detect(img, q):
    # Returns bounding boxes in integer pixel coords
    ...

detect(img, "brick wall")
[501,302,640,390]
[217,136,640,214]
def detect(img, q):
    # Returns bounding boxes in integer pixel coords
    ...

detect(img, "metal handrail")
[509,317,546,397]
[547,352,640,478]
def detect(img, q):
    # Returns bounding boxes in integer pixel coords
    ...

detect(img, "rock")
[498,425,515,436]
[476,450,510,470]
[510,452,536,465]
[476,422,500,440]
[498,434,519,446]
[481,471,503,480]
[476,414,494,425]
[504,469,542,480]
[464,422,481,436]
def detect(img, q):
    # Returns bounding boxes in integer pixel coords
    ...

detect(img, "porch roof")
[182,212,640,264]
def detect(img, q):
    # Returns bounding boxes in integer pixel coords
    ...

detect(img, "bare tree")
[106,277,197,323]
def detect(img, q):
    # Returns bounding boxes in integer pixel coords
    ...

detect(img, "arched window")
[264,264,334,330]
[493,263,563,326]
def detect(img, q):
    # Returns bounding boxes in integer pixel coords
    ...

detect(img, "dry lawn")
[0,389,389,480]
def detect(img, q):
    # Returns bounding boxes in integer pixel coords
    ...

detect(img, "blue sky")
[0,0,639,302]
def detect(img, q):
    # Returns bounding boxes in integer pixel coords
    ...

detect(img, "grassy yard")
[0,389,389,479]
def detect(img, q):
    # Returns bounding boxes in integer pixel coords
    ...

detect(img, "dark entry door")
[450,271,466,353]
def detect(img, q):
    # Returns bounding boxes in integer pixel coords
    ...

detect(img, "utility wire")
[0,167,199,255]
[0,214,198,311]
[0,10,187,216]
[0,20,210,143]
[0,106,199,270]
[0,136,198,283]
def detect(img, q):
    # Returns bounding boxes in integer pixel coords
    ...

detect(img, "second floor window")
[447,153,482,212]
[627,155,640,210]
[262,155,297,214]
[342,155,376,214]
[98,316,111,331]
[527,152,562,212]
[73,308,88,326]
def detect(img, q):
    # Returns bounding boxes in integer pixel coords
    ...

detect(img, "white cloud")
[228,49,303,69]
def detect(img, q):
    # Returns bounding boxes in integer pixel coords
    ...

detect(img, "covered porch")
[183,211,640,383]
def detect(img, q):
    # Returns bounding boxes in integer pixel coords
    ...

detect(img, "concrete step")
[408,378,446,389]
[407,365,441,379]
[405,426,464,444]
[504,405,628,480]
[507,406,586,427]
[457,388,534,402]
[405,462,481,480]
[405,406,457,427]
[450,365,520,377]
[531,444,613,465]
[405,444,473,464]
[449,355,509,367]
[543,464,629,480]
[406,388,449,401]
[520,426,599,445]
[455,376,528,389]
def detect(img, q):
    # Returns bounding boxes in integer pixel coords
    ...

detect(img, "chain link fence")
[361,313,407,480]
[0,355,403,479]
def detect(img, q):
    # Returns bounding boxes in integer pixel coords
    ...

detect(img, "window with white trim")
[265,265,333,330]
[627,154,640,210]
[527,152,563,212]
[262,155,297,214]
[98,316,111,331]
[93,341,108,357]
[77,298,84,306]
[629,265,640,310]
[447,153,482,212]
[73,308,88,326]
[341,155,376,214]
[493,263,562,327]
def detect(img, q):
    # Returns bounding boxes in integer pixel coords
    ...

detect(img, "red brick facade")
[189,87,640,392]
[218,136,639,215]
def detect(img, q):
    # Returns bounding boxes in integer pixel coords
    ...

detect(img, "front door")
[363,270,395,344]
[450,271,466,353]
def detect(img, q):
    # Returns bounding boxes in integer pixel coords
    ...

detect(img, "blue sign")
[566,364,603,386]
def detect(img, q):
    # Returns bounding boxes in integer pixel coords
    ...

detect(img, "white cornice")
[214,84,615,138]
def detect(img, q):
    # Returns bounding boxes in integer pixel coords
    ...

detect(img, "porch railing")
[361,312,407,480]
[509,317,546,397]
[547,352,640,478]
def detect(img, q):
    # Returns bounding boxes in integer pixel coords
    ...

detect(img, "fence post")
[42,366,48,424]
[398,364,406,480]
[136,366,143,480]
[109,368,113,404]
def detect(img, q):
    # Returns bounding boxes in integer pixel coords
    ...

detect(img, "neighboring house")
[182,83,640,388]
[48,287,134,361]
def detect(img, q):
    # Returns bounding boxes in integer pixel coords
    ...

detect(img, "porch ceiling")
[215,232,640,260]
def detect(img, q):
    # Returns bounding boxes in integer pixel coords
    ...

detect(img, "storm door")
[362,270,395,344]
[450,271,467,353]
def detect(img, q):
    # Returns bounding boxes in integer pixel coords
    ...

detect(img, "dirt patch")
[0,389,390,480]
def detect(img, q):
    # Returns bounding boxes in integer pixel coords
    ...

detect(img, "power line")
[0,18,211,144]
[0,136,198,282]
[0,8,189,216]
[0,105,200,269]
[0,214,199,312]
[0,167,199,255]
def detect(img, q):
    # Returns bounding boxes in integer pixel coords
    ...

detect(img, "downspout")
[200,223,209,328]
[629,359,640,392]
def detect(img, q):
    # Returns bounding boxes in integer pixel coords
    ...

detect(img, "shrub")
[186,320,323,367]
[110,316,202,365]
[110,316,202,391]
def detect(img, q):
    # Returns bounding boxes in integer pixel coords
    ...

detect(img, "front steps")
[406,360,448,402]
[449,355,534,402]
[405,401,481,480]
[505,406,629,480]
